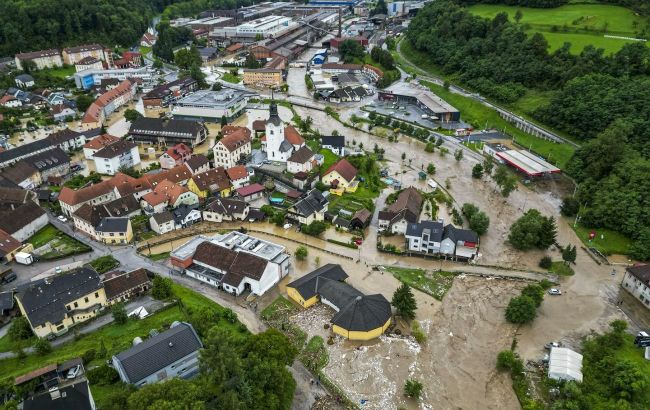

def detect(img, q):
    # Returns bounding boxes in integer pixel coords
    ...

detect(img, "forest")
[407,1,650,258]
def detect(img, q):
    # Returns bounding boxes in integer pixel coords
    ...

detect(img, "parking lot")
[363,99,470,130]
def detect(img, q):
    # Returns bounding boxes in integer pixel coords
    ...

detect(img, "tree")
[508,209,557,250]
[34,338,52,355]
[562,244,577,265]
[493,166,518,197]
[426,163,436,175]
[174,46,201,69]
[469,211,490,236]
[189,64,206,88]
[496,350,518,372]
[560,197,580,217]
[295,246,308,261]
[514,10,523,24]
[124,109,142,123]
[401,152,406,161]
[302,221,326,236]
[8,317,33,341]
[127,378,204,410]
[404,379,423,399]
[505,295,537,324]
[112,303,128,325]
[220,115,227,127]
[483,156,494,176]
[152,59,163,69]
[338,40,365,63]
[454,149,463,162]
[521,284,545,307]
[461,203,479,219]
[539,256,552,269]
[425,142,435,153]
[98,338,108,358]
[212,82,222,91]
[472,163,484,179]
[76,94,94,112]
[435,137,443,147]
[392,284,417,320]
[244,53,261,69]
[152,276,173,300]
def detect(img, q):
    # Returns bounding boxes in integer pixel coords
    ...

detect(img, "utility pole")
[338,7,342,38]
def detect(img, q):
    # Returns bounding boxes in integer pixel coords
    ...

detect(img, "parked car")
[55,266,62,274]
[57,215,67,223]
[548,288,562,295]
[544,342,562,350]
[283,223,292,230]
[67,365,81,379]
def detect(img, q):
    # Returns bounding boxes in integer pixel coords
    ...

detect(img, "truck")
[14,252,34,265]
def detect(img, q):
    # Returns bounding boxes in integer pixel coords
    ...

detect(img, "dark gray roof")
[0,161,37,183]
[95,217,129,233]
[443,224,479,244]
[321,135,344,148]
[129,117,204,137]
[287,264,348,301]
[331,294,392,332]
[172,204,199,224]
[113,322,202,383]
[46,128,83,145]
[93,140,136,159]
[333,215,351,229]
[22,380,93,410]
[29,148,70,172]
[152,210,174,224]
[15,74,34,82]
[316,277,363,310]
[0,139,53,164]
[287,146,314,164]
[267,101,282,127]
[291,189,328,218]
[279,139,293,153]
[406,220,444,241]
[185,154,209,171]
[0,291,14,312]
[205,197,248,216]
[16,268,102,327]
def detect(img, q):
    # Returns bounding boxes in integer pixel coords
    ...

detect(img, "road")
[395,40,579,148]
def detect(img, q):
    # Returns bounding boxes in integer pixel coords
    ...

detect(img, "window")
[84,297,89,303]
[66,305,71,311]
[74,302,78,308]
[95,292,99,298]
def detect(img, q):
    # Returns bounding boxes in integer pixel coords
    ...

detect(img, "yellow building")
[243,68,282,88]
[14,268,107,338]
[62,44,105,65]
[95,217,133,245]
[287,264,392,341]
[322,158,358,190]
[188,167,232,199]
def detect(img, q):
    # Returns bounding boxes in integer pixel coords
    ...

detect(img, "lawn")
[386,266,455,301]
[549,261,575,276]
[0,284,239,381]
[319,148,339,172]
[571,223,632,256]
[139,46,152,56]
[27,224,91,260]
[468,3,647,54]
[221,72,241,83]
[299,336,329,372]
[261,296,307,349]
[420,80,575,169]
[89,255,120,274]
[461,140,484,153]
[39,65,76,79]
[147,251,170,261]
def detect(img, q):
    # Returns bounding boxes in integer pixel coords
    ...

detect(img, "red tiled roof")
[284,125,304,146]
[82,79,133,124]
[191,167,231,192]
[236,183,265,197]
[164,143,192,160]
[84,134,121,150]
[226,165,248,181]
[324,159,357,183]
[252,120,266,131]
[218,128,252,152]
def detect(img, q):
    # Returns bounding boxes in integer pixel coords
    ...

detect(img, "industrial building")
[74,67,155,90]
[128,117,208,147]
[378,84,460,122]
[212,15,299,40]
[171,88,254,122]
[495,149,561,178]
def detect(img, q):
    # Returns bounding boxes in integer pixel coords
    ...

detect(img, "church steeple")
[268,92,282,126]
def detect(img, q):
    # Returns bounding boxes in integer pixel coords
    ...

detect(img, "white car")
[67,365,81,379]
[283,223,292,230]
[57,215,68,223]
[55,266,62,274]
[548,288,562,295]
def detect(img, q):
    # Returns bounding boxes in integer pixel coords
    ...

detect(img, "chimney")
[168,342,174,347]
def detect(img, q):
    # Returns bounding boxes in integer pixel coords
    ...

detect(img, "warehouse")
[495,149,561,177]
[287,264,392,341]
[378,83,460,122]
[171,88,254,122]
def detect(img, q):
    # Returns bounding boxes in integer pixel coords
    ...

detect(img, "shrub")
[411,321,427,344]
[404,379,423,399]
[539,279,553,290]
[8,317,33,341]
[112,303,128,325]
[87,364,119,385]
[82,349,96,364]
[496,350,522,372]
[538,256,552,269]
[34,338,52,355]
[295,246,308,261]
[505,296,537,324]
[152,276,174,300]
[521,284,545,307]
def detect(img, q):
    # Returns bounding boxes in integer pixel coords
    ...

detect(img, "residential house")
[174,231,291,296]
[81,79,136,129]
[212,127,252,169]
[405,220,444,254]
[171,205,202,228]
[0,161,41,189]
[0,229,26,263]
[103,268,151,305]
[378,187,423,234]
[0,201,48,242]
[0,139,57,169]
[235,183,265,201]
[29,148,71,181]
[350,208,372,230]
[15,74,35,88]
[287,189,328,225]
[286,264,392,341]
[15,49,63,70]
[112,322,202,387]
[287,146,315,174]
[159,144,192,169]
[129,117,207,147]
[142,78,198,108]
[321,135,345,156]
[14,268,106,338]
[72,195,140,240]
[83,134,121,159]
[322,159,358,192]
[51,104,76,122]
[92,140,141,175]
[59,180,117,217]
[0,95,21,108]
[225,165,249,189]
[46,128,87,152]
[74,56,103,72]
[140,31,157,48]
[140,180,199,214]
[405,220,479,259]
[150,211,176,235]
[21,379,96,410]
[62,44,105,65]
[188,167,232,199]
[441,224,479,259]
[95,217,133,245]
[184,155,210,175]
[622,264,650,310]
[202,197,249,222]
[243,68,282,87]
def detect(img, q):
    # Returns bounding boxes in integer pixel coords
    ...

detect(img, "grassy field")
[221,72,241,83]
[89,255,120,274]
[261,296,307,349]
[468,3,647,54]
[420,80,575,168]
[319,148,339,172]
[27,224,91,260]
[386,266,455,300]
[549,261,575,276]
[147,251,170,261]
[0,284,238,381]
[571,223,632,256]
[39,66,76,79]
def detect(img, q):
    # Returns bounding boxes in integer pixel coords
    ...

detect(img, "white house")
[149,211,176,235]
[225,165,250,189]
[83,134,121,159]
[287,189,328,225]
[405,220,479,260]
[321,135,345,156]
[15,74,35,88]
[405,220,444,254]
[92,140,141,175]
[287,146,315,174]
[171,205,202,228]
[622,264,650,310]
[212,127,251,169]
[202,198,250,223]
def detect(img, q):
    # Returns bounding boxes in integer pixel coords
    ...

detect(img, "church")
[264,100,307,162]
